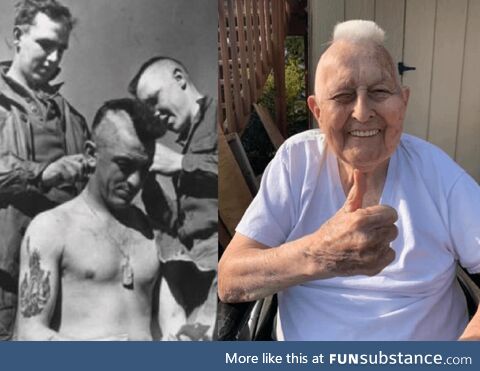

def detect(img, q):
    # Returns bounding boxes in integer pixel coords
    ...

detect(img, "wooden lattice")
[218,0,287,136]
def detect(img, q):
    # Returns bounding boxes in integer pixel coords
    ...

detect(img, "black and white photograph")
[0,0,217,341]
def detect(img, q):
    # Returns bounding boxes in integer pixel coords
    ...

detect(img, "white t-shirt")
[236,131,480,340]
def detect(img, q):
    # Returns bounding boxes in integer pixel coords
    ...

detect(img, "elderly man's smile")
[349,129,381,137]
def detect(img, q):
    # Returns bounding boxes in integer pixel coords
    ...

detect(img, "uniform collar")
[176,96,211,145]
[0,61,64,102]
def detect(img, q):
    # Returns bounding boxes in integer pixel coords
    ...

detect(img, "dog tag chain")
[82,193,134,289]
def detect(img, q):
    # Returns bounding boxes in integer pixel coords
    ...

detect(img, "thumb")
[344,169,366,212]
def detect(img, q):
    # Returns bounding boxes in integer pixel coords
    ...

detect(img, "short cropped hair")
[91,98,160,143]
[333,20,385,45]
[14,0,76,31]
[127,56,189,96]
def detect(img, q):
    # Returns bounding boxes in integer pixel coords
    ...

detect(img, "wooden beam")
[218,125,253,236]
[254,103,285,149]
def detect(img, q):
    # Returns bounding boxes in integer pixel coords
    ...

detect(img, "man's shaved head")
[93,110,143,152]
[128,56,189,96]
[315,39,399,97]
[91,98,159,150]
[314,20,399,97]
[129,56,201,135]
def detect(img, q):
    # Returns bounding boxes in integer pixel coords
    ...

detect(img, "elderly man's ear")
[401,86,410,106]
[84,140,97,173]
[307,95,322,127]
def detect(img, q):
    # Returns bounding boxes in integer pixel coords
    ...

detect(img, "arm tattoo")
[19,237,51,317]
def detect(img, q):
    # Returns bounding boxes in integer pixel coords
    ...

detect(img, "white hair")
[333,20,385,45]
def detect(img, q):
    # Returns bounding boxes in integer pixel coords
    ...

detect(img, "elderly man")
[16,99,162,340]
[129,57,217,340]
[218,20,480,340]
[0,0,88,340]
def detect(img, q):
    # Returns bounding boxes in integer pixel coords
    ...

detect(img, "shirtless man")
[15,98,161,340]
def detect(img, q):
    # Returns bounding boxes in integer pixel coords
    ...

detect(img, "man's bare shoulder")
[27,197,83,243]
[51,195,85,214]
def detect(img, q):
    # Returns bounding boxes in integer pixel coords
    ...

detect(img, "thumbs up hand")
[305,170,398,279]
[344,169,367,212]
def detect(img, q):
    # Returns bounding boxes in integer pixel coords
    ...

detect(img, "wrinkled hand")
[41,154,88,187]
[306,170,397,278]
[150,142,183,175]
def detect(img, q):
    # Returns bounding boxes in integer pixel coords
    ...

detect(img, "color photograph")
[217,0,480,341]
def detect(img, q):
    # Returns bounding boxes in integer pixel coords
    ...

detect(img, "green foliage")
[259,36,307,132]
[286,37,305,63]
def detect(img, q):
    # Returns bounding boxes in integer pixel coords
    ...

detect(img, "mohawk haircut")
[91,98,160,143]
[333,20,385,45]
[128,56,189,96]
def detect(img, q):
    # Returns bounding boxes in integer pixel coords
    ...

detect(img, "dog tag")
[122,257,134,288]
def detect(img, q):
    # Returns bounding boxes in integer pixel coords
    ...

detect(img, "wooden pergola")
[218,0,287,136]
[218,0,292,250]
